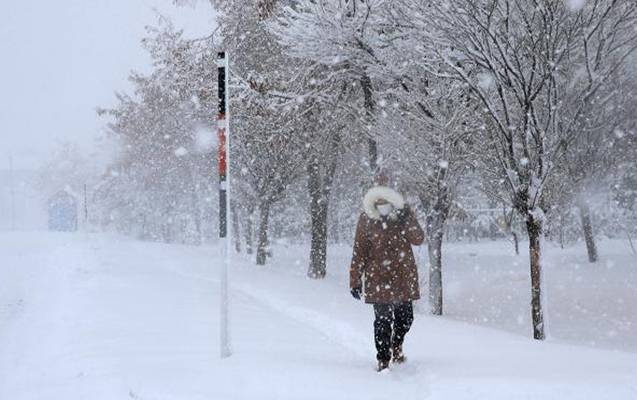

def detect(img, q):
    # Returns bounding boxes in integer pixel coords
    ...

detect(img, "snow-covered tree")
[371,73,478,314]
[218,0,310,264]
[97,20,217,243]
[274,0,387,172]
[419,0,637,339]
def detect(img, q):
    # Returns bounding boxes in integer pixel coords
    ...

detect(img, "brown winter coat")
[349,186,425,304]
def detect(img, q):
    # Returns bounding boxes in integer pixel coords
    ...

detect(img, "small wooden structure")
[48,190,78,232]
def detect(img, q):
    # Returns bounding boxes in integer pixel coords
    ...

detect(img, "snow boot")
[392,346,406,364]
[377,359,390,372]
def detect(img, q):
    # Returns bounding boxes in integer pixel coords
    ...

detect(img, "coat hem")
[364,296,421,305]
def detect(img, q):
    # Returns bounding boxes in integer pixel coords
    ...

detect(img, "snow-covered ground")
[1,231,636,399]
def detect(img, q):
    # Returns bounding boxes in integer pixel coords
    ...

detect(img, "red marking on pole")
[218,128,227,177]
[218,112,227,178]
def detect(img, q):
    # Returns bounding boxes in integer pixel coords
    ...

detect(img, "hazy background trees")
[64,0,637,341]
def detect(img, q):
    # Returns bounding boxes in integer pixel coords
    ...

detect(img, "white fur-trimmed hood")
[363,186,405,220]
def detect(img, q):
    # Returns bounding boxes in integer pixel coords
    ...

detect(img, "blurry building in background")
[47,190,78,232]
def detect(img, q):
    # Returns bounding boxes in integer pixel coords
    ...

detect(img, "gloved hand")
[351,286,362,300]
[396,205,410,225]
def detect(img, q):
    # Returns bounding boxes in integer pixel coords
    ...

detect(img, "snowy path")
[1,232,637,399]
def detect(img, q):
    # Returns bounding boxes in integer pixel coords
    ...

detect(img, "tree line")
[88,0,637,341]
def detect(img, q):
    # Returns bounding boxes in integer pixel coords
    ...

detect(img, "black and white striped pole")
[217,51,231,358]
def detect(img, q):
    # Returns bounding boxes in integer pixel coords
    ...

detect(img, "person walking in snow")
[349,183,425,372]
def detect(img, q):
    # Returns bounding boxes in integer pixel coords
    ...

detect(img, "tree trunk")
[578,203,598,263]
[193,215,202,245]
[421,175,450,316]
[512,231,520,255]
[244,206,254,255]
[361,74,378,173]
[368,139,378,174]
[425,205,448,316]
[232,204,241,253]
[163,220,172,243]
[308,200,329,279]
[559,216,565,250]
[306,131,340,279]
[427,232,443,315]
[307,161,329,279]
[141,214,147,240]
[330,211,340,244]
[627,230,637,256]
[505,210,519,255]
[256,201,271,266]
[526,215,546,340]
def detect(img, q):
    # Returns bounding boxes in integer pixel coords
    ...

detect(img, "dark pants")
[373,302,414,362]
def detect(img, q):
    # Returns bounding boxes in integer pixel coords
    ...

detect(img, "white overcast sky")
[0,0,216,169]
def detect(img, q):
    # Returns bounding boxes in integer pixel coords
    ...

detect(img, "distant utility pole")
[84,183,88,226]
[217,51,232,359]
[9,154,16,231]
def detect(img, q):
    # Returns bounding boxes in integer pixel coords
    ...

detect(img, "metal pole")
[84,183,88,226]
[217,51,231,358]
